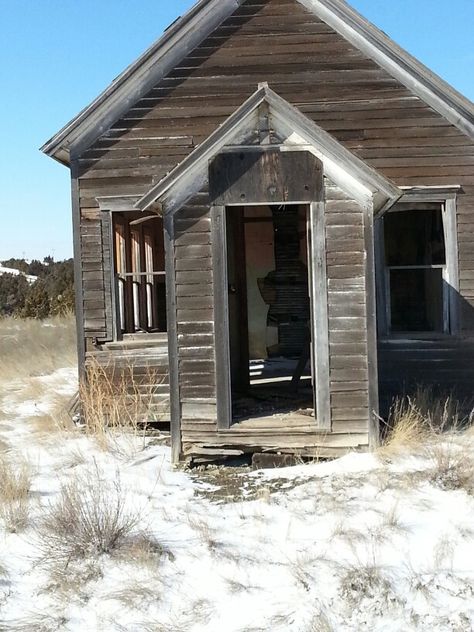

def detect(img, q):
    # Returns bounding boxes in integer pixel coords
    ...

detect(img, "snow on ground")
[1,366,474,631]
[0,267,37,284]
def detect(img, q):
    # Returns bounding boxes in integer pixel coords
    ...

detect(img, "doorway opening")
[225,204,315,423]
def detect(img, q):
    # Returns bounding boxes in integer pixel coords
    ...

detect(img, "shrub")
[21,279,51,319]
[38,470,141,563]
[0,273,29,316]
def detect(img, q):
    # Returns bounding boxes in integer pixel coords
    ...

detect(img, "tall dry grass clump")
[380,387,472,457]
[0,456,32,532]
[0,315,76,382]
[79,357,165,454]
[379,396,428,456]
[380,388,474,493]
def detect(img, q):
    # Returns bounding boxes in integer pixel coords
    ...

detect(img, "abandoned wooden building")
[42,0,474,463]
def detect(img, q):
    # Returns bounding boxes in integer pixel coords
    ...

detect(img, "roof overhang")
[41,0,474,166]
[135,84,401,217]
[40,0,245,165]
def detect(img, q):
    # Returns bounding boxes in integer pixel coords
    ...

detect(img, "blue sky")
[0,0,472,261]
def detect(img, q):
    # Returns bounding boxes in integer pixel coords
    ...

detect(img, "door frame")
[212,198,331,431]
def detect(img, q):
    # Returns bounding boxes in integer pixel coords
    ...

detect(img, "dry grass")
[380,388,473,457]
[379,389,474,494]
[186,512,222,551]
[37,468,155,565]
[340,561,395,607]
[306,610,334,632]
[106,580,161,609]
[27,397,76,437]
[79,357,164,456]
[45,557,103,601]
[0,613,68,632]
[0,316,76,382]
[0,456,32,532]
[379,396,428,456]
[426,439,474,493]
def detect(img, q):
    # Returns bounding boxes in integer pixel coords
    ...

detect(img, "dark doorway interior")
[226,204,315,423]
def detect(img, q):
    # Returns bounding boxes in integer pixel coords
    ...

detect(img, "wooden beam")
[209,149,322,205]
[444,197,460,335]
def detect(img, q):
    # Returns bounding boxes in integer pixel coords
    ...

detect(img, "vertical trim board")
[212,205,233,430]
[364,204,380,448]
[71,161,86,378]
[164,213,182,463]
[311,195,331,430]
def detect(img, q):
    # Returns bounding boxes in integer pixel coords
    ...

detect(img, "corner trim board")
[70,162,86,379]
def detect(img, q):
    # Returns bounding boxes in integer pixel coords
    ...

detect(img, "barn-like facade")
[42,0,474,463]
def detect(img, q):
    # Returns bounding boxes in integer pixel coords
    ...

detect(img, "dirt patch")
[191,466,311,503]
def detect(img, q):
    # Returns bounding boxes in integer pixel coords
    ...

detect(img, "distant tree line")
[0,257,75,318]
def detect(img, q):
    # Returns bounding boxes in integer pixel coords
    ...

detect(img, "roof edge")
[40,0,243,164]
[300,0,474,137]
[41,0,474,166]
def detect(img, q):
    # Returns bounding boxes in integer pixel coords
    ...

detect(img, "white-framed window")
[376,187,460,337]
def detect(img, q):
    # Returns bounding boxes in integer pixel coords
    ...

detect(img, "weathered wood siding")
[73,0,474,438]
[325,181,370,431]
[170,178,373,458]
[173,193,217,435]
[79,209,112,339]
[85,339,170,421]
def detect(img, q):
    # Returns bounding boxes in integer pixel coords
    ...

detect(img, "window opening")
[112,213,166,335]
[384,207,447,333]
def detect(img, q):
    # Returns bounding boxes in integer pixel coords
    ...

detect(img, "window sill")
[379,332,454,342]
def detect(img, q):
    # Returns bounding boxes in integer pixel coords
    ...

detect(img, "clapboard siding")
[173,194,217,424]
[77,0,474,218]
[324,181,370,432]
[80,212,109,337]
[85,343,170,422]
[378,338,474,415]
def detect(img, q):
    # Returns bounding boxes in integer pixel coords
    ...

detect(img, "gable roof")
[41,0,474,165]
[133,84,401,216]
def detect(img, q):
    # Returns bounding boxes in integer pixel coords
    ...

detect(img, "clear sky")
[0,0,472,262]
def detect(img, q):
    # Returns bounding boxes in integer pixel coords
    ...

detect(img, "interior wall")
[244,207,275,359]
[243,206,310,361]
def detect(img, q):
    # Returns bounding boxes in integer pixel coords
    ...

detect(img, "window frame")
[111,212,166,338]
[375,187,460,339]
